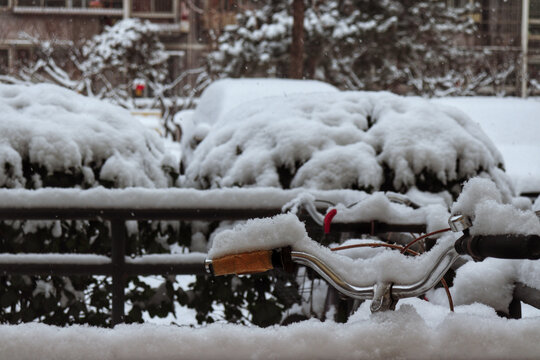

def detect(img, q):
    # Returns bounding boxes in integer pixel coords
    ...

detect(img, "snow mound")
[0,83,176,188]
[433,97,540,193]
[452,177,540,236]
[192,78,338,125]
[184,91,505,194]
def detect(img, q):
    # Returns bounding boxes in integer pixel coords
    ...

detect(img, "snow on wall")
[2,300,540,360]
[0,83,176,189]
[184,91,505,193]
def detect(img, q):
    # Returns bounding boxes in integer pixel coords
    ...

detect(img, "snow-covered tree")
[79,18,169,101]
[7,19,212,139]
[207,0,480,95]
[10,19,170,107]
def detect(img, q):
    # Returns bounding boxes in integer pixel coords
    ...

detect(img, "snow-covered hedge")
[183,90,509,198]
[0,83,178,189]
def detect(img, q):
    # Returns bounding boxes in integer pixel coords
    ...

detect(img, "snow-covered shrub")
[8,19,169,109]
[80,19,169,101]
[81,19,169,102]
[0,83,177,189]
[182,90,508,198]
[0,83,183,326]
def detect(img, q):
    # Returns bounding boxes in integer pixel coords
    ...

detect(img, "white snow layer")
[433,97,540,193]
[2,300,540,360]
[0,187,379,209]
[192,78,338,125]
[452,177,540,236]
[184,91,504,191]
[0,83,176,188]
[0,253,111,265]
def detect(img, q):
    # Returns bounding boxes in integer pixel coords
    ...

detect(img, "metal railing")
[0,202,431,326]
[2,203,539,324]
[0,206,286,325]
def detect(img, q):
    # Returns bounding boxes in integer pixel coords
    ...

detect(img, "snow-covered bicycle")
[205,180,540,321]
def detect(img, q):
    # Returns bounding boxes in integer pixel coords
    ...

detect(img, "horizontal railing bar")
[0,262,207,276]
[0,263,114,276]
[331,222,427,234]
[0,208,284,221]
[0,209,427,233]
[124,263,207,276]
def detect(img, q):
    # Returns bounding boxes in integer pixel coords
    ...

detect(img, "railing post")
[111,219,126,326]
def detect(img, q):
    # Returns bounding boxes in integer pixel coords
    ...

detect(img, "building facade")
[1,0,539,95]
[0,0,252,76]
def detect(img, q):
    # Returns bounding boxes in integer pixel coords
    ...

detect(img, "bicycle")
[204,193,540,321]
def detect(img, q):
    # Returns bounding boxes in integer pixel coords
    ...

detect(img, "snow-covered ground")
[2,300,540,359]
[433,97,540,194]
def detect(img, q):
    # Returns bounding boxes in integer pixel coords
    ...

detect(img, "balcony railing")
[12,0,175,17]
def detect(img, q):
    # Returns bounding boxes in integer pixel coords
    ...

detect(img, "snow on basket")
[0,83,178,189]
[183,90,507,197]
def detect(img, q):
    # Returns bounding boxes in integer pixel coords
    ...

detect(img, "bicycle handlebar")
[455,233,540,260]
[206,232,540,303]
[206,242,460,301]
[205,247,294,276]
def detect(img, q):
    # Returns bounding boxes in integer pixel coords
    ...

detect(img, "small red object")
[134,84,145,97]
[324,209,338,234]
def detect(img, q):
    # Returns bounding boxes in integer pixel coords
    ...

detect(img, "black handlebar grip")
[455,234,540,260]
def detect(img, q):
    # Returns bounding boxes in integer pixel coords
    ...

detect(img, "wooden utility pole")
[289,0,304,79]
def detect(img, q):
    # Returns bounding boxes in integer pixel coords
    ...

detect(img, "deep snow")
[2,300,540,360]
[433,97,540,194]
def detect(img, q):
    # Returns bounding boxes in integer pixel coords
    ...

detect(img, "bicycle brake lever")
[449,214,473,232]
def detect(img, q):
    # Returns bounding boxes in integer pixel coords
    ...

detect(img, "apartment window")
[532,0,540,19]
[0,0,9,7]
[15,48,31,68]
[17,0,41,5]
[16,0,121,7]
[103,0,122,8]
[45,0,65,7]
[133,0,172,13]
[154,0,171,12]
[209,0,238,11]
[0,49,8,75]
